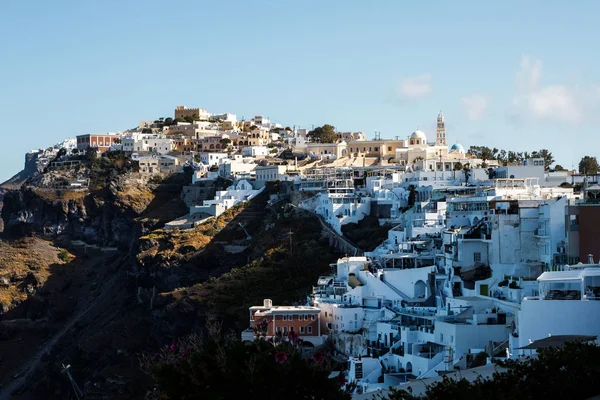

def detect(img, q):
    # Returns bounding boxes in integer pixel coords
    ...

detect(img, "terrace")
[537,268,600,301]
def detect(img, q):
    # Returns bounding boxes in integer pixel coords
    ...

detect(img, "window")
[290,326,294,331]
[311,315,315,321]
[276,326,282,332]
[283,327,288,334]
[304,315,308,321]
[282,315,287,321]
[388,146,392,151]
[300,326,305,333]
[474,252,482,262]
[307,326,312,334]
[354,313,358,320]
[440,333,444,342]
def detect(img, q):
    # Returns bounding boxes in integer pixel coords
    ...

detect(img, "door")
[480,284,489,296]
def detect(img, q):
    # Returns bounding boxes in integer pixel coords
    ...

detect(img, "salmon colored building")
[76,133,121,153]
[241,299,325,346]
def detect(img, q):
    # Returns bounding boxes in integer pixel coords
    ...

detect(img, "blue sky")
[1,0,599,181]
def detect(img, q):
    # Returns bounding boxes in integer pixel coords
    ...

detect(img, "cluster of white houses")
[238,122,600,396]
[244,172,600,395]
[42,106,600,395]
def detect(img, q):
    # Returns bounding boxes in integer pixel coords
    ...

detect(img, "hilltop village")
[12,106,600,397]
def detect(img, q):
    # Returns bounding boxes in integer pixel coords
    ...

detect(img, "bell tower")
[436,111,447,146]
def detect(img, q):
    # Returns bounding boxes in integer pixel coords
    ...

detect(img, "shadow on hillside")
[148,181,343,332]
[0,249,119,388]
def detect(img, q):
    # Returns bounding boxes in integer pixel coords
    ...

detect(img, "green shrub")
[141,323,354,399]
[58,249,71,263]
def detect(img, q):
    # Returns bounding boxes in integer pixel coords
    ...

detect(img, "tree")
[141,323,353,400]
[480,147,494,163]
[497,149,507,166]
[193,154,201,163]
[553,164,565,171]
[462,163,472,186]
[56,147,67,159]
[536,149,554,170]
[142,128,153,133]
[453,162,463,181]
[71,148,79,155]
[384,341,600,400]
[579,156,600,175]
[308,124,337,143]
[407,185,416,208]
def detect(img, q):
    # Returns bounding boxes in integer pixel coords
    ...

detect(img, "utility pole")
[61,364,84,400]
[287,229,294,254]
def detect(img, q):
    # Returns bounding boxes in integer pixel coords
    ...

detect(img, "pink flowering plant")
[141,321,355,399]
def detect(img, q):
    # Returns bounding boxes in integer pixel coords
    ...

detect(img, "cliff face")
[1,181,187,250]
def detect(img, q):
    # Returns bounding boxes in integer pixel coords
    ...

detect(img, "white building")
[190,179,264,217]
[309,180,371,234]
[242,146,269,157]
[516,265,600,355]
[218,158,257,179]
[122,133,174,154]
[201,152,228,166]
[255,165,289,181]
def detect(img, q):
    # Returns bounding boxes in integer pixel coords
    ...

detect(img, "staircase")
[380,276,410,301]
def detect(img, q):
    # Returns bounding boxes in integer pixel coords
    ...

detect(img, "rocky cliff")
[1,181,187,250]
[0,175,339,399]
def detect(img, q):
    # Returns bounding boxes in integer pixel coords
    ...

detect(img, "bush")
[58,249,71,263]
[384,341,600,400]
[508,281,520,289]
[141,323,354,399]
[498,279,508,287]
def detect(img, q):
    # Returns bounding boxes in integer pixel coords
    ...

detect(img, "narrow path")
[0,272,122,399]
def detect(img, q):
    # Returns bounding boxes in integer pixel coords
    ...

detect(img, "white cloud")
[513,86,581,123]
[462,94,491,121]
[398,73,432,98]
[512,56,583,124]
[516,56,542,91]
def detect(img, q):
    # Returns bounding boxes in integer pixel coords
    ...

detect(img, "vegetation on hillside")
[579,156,599,175]
[467,146,554,170]
[168,214,339,331]
[308,124,338,143]
[142,323,353,400]
[382,341,600,400]
[341,215,389,252]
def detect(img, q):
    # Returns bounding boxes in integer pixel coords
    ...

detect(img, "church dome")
[410,129,427,142]
[450,143,465,152]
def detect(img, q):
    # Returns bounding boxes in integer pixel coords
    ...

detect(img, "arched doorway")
[414,280,427,298]
[406,362,413,373]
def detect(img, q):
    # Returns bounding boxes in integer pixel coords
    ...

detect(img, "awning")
[516,335,597,350]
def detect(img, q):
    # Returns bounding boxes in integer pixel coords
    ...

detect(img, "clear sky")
[1,0,599,182]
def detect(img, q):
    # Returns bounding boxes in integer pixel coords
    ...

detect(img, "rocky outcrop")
[1,181,184,250]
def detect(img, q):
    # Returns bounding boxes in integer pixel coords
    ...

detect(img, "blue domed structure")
[450,143,465,153]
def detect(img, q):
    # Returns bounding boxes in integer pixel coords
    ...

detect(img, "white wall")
[383,267,434,298]
[518,299,600,350]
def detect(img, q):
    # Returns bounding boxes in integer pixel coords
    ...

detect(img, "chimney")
[263,299,273,308]
[588,254,594,264]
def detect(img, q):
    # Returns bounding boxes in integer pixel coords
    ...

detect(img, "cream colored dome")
[410,129,427,141]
